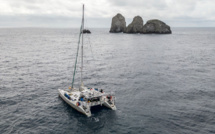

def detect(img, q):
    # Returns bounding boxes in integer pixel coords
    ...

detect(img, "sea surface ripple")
[0,28,215,134]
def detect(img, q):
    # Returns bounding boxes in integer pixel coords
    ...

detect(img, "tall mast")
[81,4,84,86]
[71,4,85,89]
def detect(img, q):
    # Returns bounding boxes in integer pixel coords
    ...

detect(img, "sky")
[0,0,215,28]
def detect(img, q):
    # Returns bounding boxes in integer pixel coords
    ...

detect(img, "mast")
[81,4,84,86]
[71,4,84,89]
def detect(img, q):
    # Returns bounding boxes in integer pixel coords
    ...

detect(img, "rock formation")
[82,29,91,34]
[109,13,126,33]
[142,19,171,34]
[124,16,143,33]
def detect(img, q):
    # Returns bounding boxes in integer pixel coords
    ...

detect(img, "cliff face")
[142,19,172,34]
[109,13,126,33]
[124,16,143,33]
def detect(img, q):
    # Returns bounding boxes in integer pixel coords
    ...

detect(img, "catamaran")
[58,5,116,117]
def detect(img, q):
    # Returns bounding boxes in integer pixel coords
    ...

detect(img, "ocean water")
[0,27,215,134]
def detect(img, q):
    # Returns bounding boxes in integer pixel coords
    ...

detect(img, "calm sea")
[0,28,215,134]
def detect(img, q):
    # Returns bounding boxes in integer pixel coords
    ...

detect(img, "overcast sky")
[1,0,215,28]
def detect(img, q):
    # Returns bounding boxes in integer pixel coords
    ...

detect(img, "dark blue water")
[1,28,215,134]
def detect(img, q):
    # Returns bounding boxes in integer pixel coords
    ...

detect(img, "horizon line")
[0,26,215,29]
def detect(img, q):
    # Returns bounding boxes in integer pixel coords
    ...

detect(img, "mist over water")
[1,28,215,134]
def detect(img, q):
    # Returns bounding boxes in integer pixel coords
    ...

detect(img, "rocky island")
[142,19,171,34]
[124,16,143,33]
[109,13,126,33]
[109,14,172,34]
[82,29,91,34]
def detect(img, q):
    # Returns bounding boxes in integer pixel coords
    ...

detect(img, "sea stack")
[124,16,144,33]
[109,13,126,33]
[142,19,172,34]
[82,29,91,34]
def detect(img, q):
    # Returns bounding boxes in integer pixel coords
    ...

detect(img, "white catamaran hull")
[58,89,91,117]
[58,88,116,117]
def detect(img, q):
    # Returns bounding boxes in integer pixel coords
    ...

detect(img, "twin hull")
[58,88,116,117]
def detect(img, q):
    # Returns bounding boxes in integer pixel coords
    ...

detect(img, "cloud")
[0,0,215,27]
